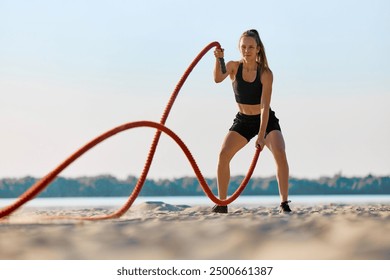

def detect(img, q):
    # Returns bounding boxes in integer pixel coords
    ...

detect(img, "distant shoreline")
[1,174,389,198]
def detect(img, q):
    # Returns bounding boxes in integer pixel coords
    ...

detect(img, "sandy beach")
[0,202,389,260]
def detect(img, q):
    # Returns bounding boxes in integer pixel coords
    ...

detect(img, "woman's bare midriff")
[237,103,261,115]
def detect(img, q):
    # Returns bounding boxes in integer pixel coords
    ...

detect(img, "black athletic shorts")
[229,110,281,142]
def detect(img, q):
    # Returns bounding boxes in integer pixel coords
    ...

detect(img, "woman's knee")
[272,147,289,170]
[272,144,287,160]
[266,131,286,158]
[267,137,287,162]
[218,147,234,163]
[218,131,247,164]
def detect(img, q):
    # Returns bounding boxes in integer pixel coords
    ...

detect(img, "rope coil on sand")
[0,42,261,221]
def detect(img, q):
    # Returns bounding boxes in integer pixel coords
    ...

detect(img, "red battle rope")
[0,42,261,220]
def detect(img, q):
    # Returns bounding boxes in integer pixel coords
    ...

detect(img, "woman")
[213,29,291,214]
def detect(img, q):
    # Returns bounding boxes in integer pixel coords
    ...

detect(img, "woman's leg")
[265,130,289,202]
[217,131,248,200]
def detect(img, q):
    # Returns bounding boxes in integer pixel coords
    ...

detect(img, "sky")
[0,0,389,180]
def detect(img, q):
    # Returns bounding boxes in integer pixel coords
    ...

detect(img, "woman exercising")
[213,29,291,214]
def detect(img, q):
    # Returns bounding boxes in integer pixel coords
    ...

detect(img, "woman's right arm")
[213,48,232,83]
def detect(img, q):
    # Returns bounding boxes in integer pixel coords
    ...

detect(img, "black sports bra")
[232,63,262,105]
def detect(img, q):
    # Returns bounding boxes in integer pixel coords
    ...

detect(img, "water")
[1,195,390,209]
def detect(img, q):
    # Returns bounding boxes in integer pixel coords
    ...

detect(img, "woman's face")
[239,36,259,61]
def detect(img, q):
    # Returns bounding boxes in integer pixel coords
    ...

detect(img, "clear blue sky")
[1,0,389,179]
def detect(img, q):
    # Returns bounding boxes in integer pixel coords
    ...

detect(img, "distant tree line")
[0,174,389,198]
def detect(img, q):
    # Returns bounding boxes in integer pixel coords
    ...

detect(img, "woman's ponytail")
[240,29,270,74]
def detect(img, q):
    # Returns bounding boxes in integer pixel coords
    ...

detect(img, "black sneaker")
[212,205,228,213]
[279,200,292,213]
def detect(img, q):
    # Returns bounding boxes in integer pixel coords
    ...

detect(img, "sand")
[0,201,389,260]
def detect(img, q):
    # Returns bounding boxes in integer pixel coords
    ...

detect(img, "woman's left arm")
[256,70,273,149]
